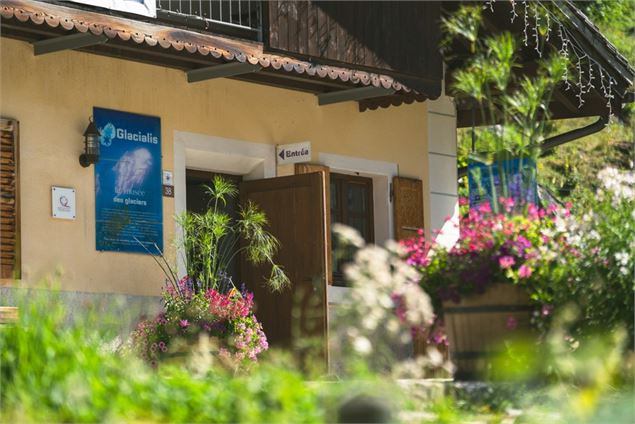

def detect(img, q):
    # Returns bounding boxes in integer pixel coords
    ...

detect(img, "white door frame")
[173,130,276,277]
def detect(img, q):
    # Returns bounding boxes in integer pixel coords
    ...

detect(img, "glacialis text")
[116,128,159,144]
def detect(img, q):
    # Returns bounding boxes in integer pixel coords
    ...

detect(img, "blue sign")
[94,107,163,254]
[468,158,537,208]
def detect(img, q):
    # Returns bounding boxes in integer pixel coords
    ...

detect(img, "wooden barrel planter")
[442,284,533,380]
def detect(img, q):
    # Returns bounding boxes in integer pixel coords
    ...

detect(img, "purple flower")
[518,264,532,278]
[541,304,553,317]
[506,316,518,330]
[179,319,189,328]
[516,236,532,250]
[499,256,516,269]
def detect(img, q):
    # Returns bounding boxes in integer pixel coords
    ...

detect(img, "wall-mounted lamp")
[79,117,100,167]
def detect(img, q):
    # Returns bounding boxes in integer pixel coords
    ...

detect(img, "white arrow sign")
[276,142,311,165]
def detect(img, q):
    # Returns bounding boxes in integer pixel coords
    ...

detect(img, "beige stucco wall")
[0,36,430,296]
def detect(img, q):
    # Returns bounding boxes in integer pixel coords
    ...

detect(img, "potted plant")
[409,4,579,377]
[404,198,572,377]
[130,175,289,366]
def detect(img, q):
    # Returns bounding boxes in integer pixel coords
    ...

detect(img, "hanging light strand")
[533,4,542,58]
[484,0,619,114]
[523,1,529,46]
[510,0,519,23]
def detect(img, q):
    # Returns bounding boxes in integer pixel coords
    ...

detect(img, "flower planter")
[442,284,532,380]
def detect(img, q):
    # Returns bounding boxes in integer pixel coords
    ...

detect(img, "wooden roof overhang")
[442,1,634,128]
[0,0,432,110]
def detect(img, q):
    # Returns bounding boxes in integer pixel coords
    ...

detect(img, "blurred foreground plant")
[329,224,451,378]
[490,306,634,423]
[0,289,322,423]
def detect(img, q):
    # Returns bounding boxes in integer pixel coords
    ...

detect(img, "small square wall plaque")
[52,186,76,220]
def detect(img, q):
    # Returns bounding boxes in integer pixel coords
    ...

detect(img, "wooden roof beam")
[317,86,396,106]
[187,62,262,83]
[32,32,108,56]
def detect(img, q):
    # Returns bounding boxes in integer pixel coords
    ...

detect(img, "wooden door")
[294,163,331,284]
[240,172,328,364]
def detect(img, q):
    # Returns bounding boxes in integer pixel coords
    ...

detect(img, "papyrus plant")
[444,5,567,212]
[140,175,289,295]
[176,175,290,293]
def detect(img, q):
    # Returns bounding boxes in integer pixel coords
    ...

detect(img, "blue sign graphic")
[93,107,163,254]
[468,158,537,208]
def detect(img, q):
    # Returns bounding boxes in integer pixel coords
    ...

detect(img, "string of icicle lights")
[483,0,618,116]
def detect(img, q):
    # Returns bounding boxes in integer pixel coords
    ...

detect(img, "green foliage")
[175,175,289,293]
[444,5,568,213]
[540,0,634,199]
[441,5,482,51]
[453,1,634,205]
[537,168,635,347]
[1,284,633,423]
[490,307,634,423]
[578,0,634,65]
[538,117,633,200]
[0,291,322,423]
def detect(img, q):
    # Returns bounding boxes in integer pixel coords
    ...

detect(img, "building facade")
[2,1,630,352]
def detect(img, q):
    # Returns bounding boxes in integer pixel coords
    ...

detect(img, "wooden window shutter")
[393,176,423,241]
[1,118,20,279]
[295,163,332,284]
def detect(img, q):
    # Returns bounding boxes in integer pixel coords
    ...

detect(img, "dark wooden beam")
[187,62,262,83]
[317,86,396,106]
[32,32,108,56]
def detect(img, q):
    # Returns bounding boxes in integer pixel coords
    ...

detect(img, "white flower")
[332,223,365,248]
[427,348,444,367]
[615,251,630,267]
[352,336,372,355]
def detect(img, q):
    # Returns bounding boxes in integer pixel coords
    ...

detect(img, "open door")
[240,172,328,365]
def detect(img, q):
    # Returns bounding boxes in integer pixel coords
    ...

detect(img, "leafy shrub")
[0,290,323,423]
[545,167,635,346]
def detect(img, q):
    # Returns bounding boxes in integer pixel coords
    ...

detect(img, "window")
[330,173,373,285]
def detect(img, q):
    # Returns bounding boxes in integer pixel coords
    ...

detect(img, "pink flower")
[499,197,515,212]
[478,202,492,214]
[179,319,189,328]
[518,264,532,278]
[541,304,553,316]
[506,316,518,330]
[499,255,516,269]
